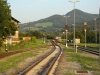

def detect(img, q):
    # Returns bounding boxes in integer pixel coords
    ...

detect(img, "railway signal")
[65,25,68,47]
[84,22,87,48]
[64,15,70,47]
[94,18,97,44]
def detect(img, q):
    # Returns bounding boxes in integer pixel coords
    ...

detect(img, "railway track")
[18,40,62,75]
[67,43,99,56]
[78,46,99,56]
[0,48,35,59]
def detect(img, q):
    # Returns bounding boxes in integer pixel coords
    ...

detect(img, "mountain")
[66,9,98,24]
[19,9,99,32]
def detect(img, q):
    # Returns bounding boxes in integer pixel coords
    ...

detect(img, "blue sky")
[8,0,99,23]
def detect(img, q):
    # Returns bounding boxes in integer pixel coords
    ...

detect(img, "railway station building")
[7,17,20,44]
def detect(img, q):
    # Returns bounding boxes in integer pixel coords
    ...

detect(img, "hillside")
[66,9,98,24]
[19,9,98,32]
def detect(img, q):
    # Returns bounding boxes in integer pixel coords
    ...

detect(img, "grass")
[0,39,49,73]
[25,27,40,31]
[65,47,99,71]
[0,50,38,73]
[35,22,53,27]
[0,39,48,53]
[24,22,53,30]
[78,43,99,48]
[64,73,77,75]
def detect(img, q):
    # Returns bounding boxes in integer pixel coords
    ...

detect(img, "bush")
[0,38,3,47]
[32,36,37,43]
[19,37,23,40]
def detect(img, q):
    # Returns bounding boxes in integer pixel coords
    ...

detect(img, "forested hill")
[66,9,98,23]
[20,9,98,32]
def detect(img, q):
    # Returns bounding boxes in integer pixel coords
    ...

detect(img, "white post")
[44,37,45,43]
[99,7,100,70]
[5,39,8,52]
[64,16,70,47]
[63,32,65,42]
[66,30,68,47]
[85,30,86,48]
[84,22,87,48]
[76,43,77,53]
[94,18,97,44]
[68,0,80,52]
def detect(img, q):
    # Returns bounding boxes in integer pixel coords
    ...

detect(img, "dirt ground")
[55,50,87,75]
[55,49,100,75]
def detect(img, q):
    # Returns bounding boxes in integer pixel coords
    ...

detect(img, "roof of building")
[11,17,20,23]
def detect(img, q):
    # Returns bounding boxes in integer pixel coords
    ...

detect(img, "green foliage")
[85,30,99,43]
[0,51,37,72]
[68,30,85,43]
[35,22,53,27]
[32,36,37,43]
[0,38,3,47]
[46,33,55,39]
[31,31,43,38]
[66,47,99,71]
[0,0,11,22]
[0,40,48,73]
[71,53,98,70]
[19,9,99,43]
[0,0,17,37]
[0,39,47,53]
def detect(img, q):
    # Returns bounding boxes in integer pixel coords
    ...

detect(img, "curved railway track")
[18,40,62,75]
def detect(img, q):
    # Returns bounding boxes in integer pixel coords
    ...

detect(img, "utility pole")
[68,0,80,52]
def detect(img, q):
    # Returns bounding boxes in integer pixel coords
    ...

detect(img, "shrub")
[0,38,3,47]
[32,36,37,43]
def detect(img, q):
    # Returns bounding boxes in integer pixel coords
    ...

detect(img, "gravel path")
[25,46,59,75]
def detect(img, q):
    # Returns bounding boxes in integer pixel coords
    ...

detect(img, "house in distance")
[7,17,20,44]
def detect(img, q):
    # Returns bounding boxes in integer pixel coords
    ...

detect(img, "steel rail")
[40,45,62,75]
[17,40,61,75]
[18,47,55,75]
[67,44,99,56]
[78,46,99,56]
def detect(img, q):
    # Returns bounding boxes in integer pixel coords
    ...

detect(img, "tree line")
[19,28,99,44]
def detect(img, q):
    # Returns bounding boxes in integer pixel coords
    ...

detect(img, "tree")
[32,36,37,43]
[0,0,17,38]
[32,31,43,38]
[87,30,95,43]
